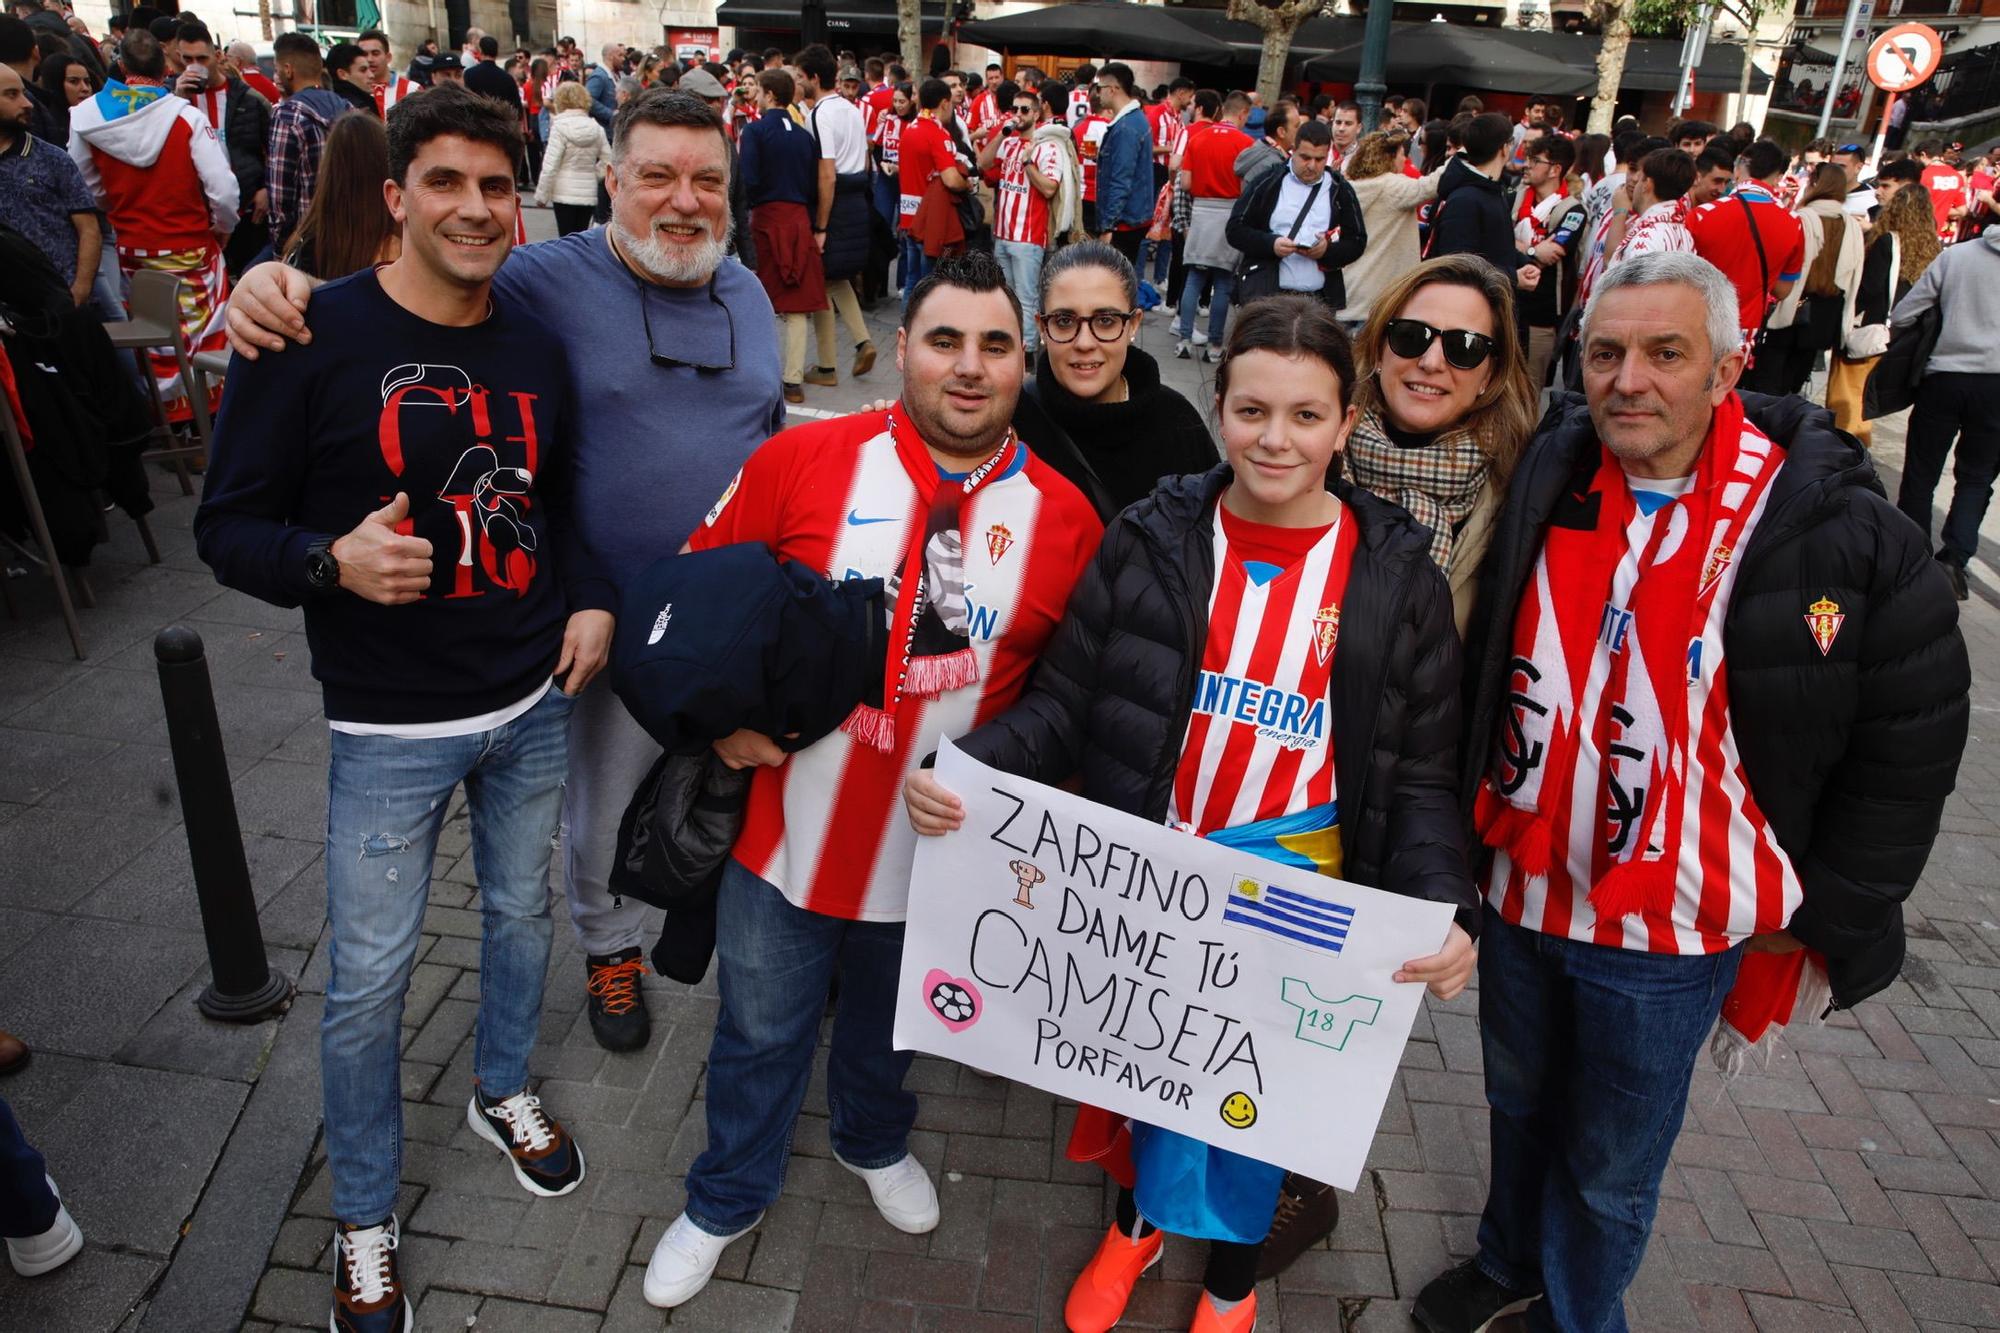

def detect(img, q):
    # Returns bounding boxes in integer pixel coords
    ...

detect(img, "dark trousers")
[1897,371,2000,567]
[552,203,596,237]
[0,1098,57,1239]
[593,179,612,226]
[1739,329,1819,397]
[1108,227,1145,265]
[1474,907,1742,1332]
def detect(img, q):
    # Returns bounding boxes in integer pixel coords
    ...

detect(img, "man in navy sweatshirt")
[224,90,785,1057]
[194,86,610,1333]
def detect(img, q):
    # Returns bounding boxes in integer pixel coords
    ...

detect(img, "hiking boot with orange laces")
[1064,1222,1164,1332]
[585,946,651,1052]
[1190,1289,1257,1332]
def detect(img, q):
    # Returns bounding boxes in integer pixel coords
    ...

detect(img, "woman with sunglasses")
[905,295,1477,1333]
[1346,254,1538,635]
[1011,242,1217,514]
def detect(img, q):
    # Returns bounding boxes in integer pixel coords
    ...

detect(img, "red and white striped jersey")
[192,85,230,132]
[872,110,903,172]
[1170,504,1357,860]
[994,135,1063,246]
[1067,86,1091,126]
[1072,114,1107,202]
[1485,468,1805,955]
[687,406,1102,921]
[376,76,418,115]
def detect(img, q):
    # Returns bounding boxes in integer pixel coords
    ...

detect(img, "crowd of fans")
[0,15,1996,1333]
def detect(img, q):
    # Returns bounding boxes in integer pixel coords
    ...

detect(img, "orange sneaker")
[1189,1289,1257,1332]
[1064,1223,1164,1332]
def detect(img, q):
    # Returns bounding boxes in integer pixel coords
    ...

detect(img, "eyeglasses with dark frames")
[637,272,736,373]
[1038,308,1137,344]
[1383,318,1496,371]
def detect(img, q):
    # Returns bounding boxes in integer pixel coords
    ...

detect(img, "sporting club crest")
[1309,604,1341,667]
[985,521,1015,563]
[1700,543,1733,594]
[1804,596,1845,657]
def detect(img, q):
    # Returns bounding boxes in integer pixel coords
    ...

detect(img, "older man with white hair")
[1412,251,1971,1333]
[223,89,784,1056]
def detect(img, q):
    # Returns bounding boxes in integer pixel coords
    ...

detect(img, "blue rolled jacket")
[1095,104,1153,231]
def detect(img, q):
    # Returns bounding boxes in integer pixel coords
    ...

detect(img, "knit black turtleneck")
[1012,343,1219,517]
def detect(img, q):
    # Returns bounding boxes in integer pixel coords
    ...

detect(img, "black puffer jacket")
[957,465,1480,933]
[1459,391,1970,1007]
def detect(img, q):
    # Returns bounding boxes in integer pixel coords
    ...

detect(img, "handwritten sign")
[894,739,1453,1190]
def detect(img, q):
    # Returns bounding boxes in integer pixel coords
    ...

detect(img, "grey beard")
[612,215,731,285]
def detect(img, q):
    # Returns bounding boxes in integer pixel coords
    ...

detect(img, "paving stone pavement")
[6,206,2000,1330]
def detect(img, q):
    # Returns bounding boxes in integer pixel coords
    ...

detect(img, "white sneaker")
[1191,329,1210,347]
[643,1211,759,1308]
[836,1152,940,1234]
[1174,339,1194,360]
[6,1176,83,1277]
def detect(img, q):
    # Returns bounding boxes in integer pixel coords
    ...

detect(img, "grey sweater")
[1892,230,2000,376]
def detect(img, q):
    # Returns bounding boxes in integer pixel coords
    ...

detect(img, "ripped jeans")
[321,685,573,1226]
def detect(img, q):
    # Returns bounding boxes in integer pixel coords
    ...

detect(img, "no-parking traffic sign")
[1867,23,1944,94]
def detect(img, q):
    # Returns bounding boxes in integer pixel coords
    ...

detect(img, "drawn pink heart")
[921,968,982,1034]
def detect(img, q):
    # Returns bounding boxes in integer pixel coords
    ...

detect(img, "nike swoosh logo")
[847,510,898,526]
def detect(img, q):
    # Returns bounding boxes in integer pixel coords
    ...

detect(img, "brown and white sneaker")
[467,1088,585,1197]
[330,1215,412,1333]
[1255,1172,1342,1281]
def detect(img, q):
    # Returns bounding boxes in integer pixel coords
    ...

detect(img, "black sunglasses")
[637,272,735,372]
[1384,318,1495,371]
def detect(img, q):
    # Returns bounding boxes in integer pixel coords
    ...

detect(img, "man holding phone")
[979,82,1067,354]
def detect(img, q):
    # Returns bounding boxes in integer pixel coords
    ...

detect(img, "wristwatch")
[304,537,341,593]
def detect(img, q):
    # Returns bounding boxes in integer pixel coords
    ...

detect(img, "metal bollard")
[155,625,295,1022]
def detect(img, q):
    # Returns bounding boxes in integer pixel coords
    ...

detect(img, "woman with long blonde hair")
[1348,253,1539,633]
[1828,182,1943,443]
[1339,129,1441,329]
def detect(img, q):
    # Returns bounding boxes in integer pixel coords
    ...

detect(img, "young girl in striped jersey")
[906,295,1480,1332]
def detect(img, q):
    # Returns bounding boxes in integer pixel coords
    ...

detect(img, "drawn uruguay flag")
[1221,877,1356,955]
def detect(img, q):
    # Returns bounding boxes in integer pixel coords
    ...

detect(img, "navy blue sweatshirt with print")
[194,269,614,725]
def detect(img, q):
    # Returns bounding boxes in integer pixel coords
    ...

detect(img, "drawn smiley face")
[1218,1091,1258,1130]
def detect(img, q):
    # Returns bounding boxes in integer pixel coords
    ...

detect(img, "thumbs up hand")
[330,493,435,605]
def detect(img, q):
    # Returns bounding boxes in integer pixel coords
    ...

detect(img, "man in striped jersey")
[360,30,418,116]
[1416,252,1969,1333]
[641,252,1102,1311]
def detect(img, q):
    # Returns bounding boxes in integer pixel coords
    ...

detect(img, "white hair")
[228,39,257,61]
[1582,251,1741,365]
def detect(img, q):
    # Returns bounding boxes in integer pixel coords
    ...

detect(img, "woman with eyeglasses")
[1010,242,1217,514]
[1346,254,1537,636]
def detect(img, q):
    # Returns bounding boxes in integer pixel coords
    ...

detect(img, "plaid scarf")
[1344,410,1490,575]
[840,409,1017,752]
[1475,395,1784,927]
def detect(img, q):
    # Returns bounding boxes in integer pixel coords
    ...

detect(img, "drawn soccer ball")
[929,981,977,1024]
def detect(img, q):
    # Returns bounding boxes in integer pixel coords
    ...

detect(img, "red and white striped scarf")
[1476,395,1785,928]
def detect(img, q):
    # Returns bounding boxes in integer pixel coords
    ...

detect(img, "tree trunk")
[898,0,923,73]
[1589,3,1633,134]
[1255,24,1293,109]
[1735,36,1756,125]
[258,0,272,39]
[1226,0,1327,111]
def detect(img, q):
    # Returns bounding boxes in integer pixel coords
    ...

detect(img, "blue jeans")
[1178,266,1234,344]
[0,1098,56,1238]
[1474,906,1742,1333]
[1137,234,1172,286]
[321,686,573,1225]
[899,232,935,310]
[683,860,918,1235]
[872,172,901,231]
[993,238,1045,353]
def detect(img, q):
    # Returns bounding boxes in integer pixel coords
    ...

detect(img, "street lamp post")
[1356,0,1394,132]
